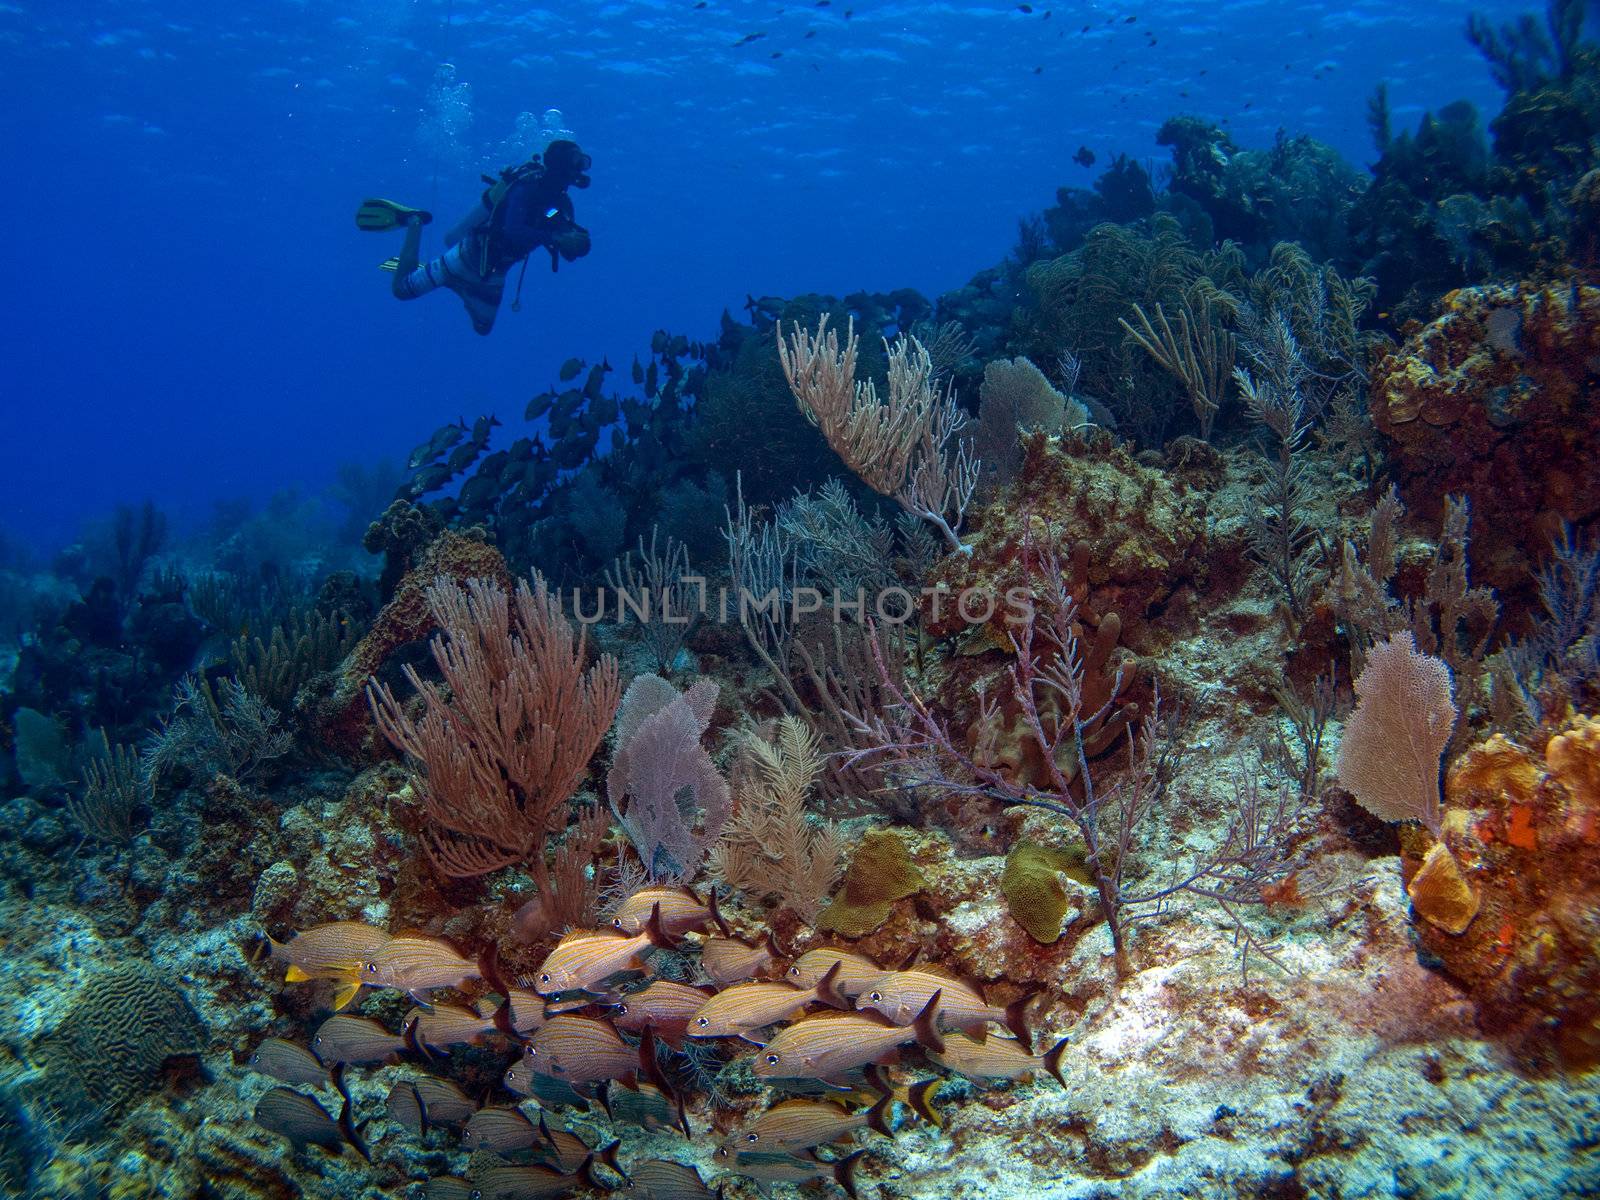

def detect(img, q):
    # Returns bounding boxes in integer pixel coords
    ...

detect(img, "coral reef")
[1370,278,1600,596]
[1400,715,1600,1068]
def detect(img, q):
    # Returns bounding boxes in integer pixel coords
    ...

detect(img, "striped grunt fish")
[312,1014,406,1065]
[468,1161,594,1200]
[525,1014,641,1086]
[785,948,885,997]
[611,885,715,937]
[247,1037,328,1087]
[722,1148,865,1200]
[533,904,673,995]
[855,969,1036,1050]
[360,933,480,1000]
[387,1076,478,1135]
[751,993,944,1083]
[403,1003,498,1055]
[627,1159,717,1200]
[267,921,391,981]
[610,980,714,1045]
[714,1089,894,1159]
[461,1105,541,1154]
[927,1032,1069,1086]
[701,934,778,986]
[689,960,847,1041]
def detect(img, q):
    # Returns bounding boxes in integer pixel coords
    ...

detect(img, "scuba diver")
[355,139,593,336]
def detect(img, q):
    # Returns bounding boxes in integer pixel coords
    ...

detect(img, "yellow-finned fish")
[928,1032,1069,1086]
[689,960,847,1041]
[855,969,1037,1049]
[785,947,884,997]
[359,933,480,1000]
[267,921,391,981]
[533,904,673,995]
[701,933,778,986]
[751,993,944,1083]
[611,980,715,1045]
[611,885,715,937]
[311,1014,406,1065]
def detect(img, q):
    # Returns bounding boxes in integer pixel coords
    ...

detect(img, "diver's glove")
[546,224,591,270]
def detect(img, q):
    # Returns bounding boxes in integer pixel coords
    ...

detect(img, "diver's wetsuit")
[393,142,591,336]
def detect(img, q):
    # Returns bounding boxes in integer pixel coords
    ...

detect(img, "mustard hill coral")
[816,828,927,937]
[1369,279,1600,594]
[1401,716,1600,1067]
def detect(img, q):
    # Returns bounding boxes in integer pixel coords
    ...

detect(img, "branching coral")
[778,316,978,553]
[367,574,621,906]
[708,717,847,925]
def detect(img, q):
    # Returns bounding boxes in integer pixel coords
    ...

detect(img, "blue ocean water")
[0,0,1523,554]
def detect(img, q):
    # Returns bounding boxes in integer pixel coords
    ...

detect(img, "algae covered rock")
[1001,839,1090,943]
[1370,278,1600,594]
[816,828,927,937]
[1399,716,1600,1067]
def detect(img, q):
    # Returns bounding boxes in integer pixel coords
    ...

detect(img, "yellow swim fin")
[333,979,364,1011]
[355,198,433,232]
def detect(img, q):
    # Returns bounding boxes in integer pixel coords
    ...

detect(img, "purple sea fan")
[607,675,730,882]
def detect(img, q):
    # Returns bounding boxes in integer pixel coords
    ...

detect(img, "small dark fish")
[732,32,766,47]
[312,1014,405,1065]
[583,363,607,400]
[470,414,501,442]
[470,1162,592,1200]
[462,1104,541,1154]
[598,1079,683,1134]
[629,1159,716,1200]
[248,1038,328,1087]
[1073,145,1096,167]
[388,1076,479,1134]
[724,1148,866,1199]
[631,358,644,385]
[1018,3,1033,11]
[644,361,659,398]
[446,442,481,473]
[527,392,554,421]
[256,1068,369,1162]
[559,358,583,382]
[254,1087,346,1154]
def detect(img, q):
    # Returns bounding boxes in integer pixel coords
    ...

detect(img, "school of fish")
[252,885,1069,1198]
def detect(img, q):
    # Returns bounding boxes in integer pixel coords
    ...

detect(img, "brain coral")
[1400,716,1600,1068]
[1369,279,1600,595]
[26,958,206,1136]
